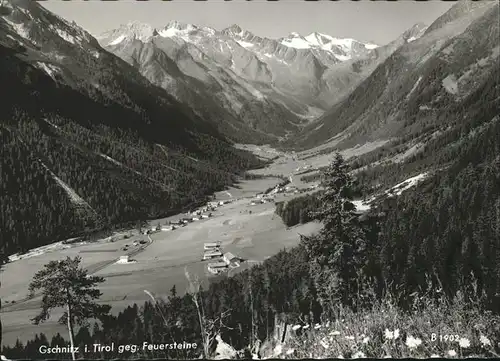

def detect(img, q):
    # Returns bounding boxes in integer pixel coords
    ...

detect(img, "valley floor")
[0,173,321,346]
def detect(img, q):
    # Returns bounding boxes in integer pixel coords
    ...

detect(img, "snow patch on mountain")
[157,21,215,43]
[5,34,23,45]
[387,173,428,196]
[279,31,378,61]
[40,159,95,210]
[236,40,254,48]
[442,74,458,95]
[52,26,79,44]
[158,27,191,41]
[36,62,59,80]
[406,76,422,99]
[281,34,311,49]
[2,17,31,41]
[109,34,126,45]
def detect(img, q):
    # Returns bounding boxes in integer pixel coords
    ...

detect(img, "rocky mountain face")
[98,21,385,142]
[292,1,499,155]
[0,0,262,256]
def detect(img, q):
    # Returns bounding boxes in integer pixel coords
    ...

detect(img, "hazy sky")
[42,0,454,45]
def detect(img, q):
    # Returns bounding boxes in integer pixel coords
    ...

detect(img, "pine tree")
[28,256,111,360]
[300,153,367,315]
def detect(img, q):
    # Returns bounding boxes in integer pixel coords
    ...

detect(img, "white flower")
[458,337,471,348]
[330,330,341,336]
[480,334,491,347]
[352,351,366,359]
[345,335,355,340]
[430,355,440,358]
[384,328,395,340]
[292,324,301,331]
[405,335,422,348]
[285,349,295,355]
[320,340,329,349]
[315,323,322,329]
[362,336,370,344]
[447,349,457,357]
[303,324,310,330]
[393,329,400,340]
[325,320,331,328]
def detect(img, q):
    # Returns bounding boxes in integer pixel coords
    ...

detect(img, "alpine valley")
[1,0,500,359]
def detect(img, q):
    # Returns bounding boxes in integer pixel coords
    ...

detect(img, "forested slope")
[0,13,262,259]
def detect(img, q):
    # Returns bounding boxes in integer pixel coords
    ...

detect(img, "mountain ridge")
[290,0,499,153]
[0,0,263,256]
[98,20,399,141]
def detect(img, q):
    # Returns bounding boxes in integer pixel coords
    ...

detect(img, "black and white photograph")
[0,0,499,359]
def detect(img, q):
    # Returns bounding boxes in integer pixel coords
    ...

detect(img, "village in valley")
[1,158,327,346]
[130,179,319,276]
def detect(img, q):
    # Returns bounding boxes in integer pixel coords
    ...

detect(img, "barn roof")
[208,262,228,268]
[224,252,238,260]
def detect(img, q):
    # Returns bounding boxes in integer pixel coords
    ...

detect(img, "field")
[0,176,321,346]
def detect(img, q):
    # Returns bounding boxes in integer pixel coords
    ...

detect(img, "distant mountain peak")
[105,21,158,43]
[277,31,378,59]
[226,24,242,34]
[164,20,198,31]
[401,22,428,43]
[221,24,247,39]
[157,21,205,40]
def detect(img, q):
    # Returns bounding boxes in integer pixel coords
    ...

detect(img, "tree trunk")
[1,281,2,351]
[66,298,76,360]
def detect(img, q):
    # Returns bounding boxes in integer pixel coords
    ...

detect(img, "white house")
[201,214,209,219]
[117,255,136,264]
[192,217,200,221]
[207,262,228,274]
[203,250,223,260]
[223,252,239,265]
[204,242,221,250]
[161,225,173,231]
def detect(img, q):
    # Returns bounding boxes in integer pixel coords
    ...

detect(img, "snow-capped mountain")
[281,31,378,61]
[292,1,499,154]
[98,21,390,139]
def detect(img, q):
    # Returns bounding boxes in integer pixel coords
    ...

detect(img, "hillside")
[0,0,263,258]
[291,1,498,155]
